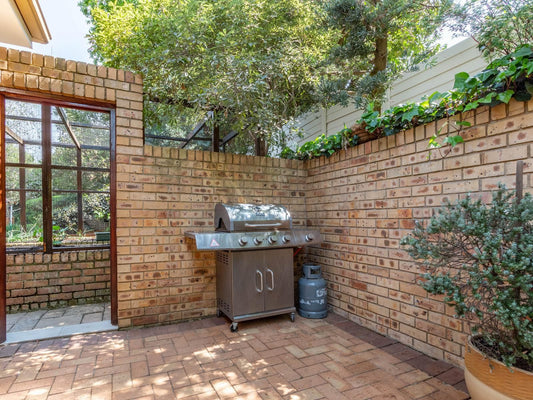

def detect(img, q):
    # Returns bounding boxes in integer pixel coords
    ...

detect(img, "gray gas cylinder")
[298,264,327,318]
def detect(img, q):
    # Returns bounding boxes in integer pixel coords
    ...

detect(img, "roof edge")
[14,0,51,44]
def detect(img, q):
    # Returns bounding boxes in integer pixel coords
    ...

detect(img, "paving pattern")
[0,313,469,399]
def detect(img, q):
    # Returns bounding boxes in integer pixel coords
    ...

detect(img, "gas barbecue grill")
[186,203,322,331]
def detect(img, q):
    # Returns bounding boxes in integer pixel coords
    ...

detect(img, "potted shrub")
[401,185,533,400]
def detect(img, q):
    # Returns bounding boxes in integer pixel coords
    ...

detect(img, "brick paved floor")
[0,313,469,399]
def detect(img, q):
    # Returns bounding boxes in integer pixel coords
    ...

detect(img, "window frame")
[2,92,116,253]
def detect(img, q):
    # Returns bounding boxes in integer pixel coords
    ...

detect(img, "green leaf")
[453,72,470,90]
[497,90,514,104]
[401,107,420,122]
[464,102,479,111]
[428,91,443,103]
[455,121,471,127]
[428,135,441,148]
[443,135,464,147]
[478,92,497,104]
[513,46,533,58]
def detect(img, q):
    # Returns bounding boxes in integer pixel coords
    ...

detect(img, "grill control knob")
[282,235,291,243]
[254,237,263,245]
[268,235,278,244]
[305,233,314,242]
[238,237,248,246]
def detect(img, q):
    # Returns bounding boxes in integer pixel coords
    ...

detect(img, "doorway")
[1,93,117,343]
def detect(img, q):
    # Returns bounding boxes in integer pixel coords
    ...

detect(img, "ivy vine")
[280,125,357,160]
[281,45,533,160]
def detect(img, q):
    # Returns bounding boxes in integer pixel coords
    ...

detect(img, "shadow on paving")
[0,312,469,399]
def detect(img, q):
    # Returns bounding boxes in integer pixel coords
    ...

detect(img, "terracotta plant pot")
[464,336,533,400]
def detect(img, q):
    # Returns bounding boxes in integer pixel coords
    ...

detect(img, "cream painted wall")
[295,38,486,145]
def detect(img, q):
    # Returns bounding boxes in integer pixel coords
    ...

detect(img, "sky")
[1,1,467,66]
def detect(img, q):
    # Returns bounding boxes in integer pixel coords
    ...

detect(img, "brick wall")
[1,47,143,321]
[3,46,533,368]
[0,49,145,302]
[6,250,110,312]
[116,147,307,328]
[304,99,533,367]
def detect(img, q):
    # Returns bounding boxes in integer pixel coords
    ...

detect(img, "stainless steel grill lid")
[215,203,292,232]
[186,202,321,251]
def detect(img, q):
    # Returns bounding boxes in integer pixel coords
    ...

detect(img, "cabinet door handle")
[266,268,274,291]
[256,270,263,293]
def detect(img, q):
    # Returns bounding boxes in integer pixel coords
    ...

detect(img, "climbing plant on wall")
[282,45,533,160]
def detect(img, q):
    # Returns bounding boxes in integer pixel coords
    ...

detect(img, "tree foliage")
[450,0,533,58]
[80,0,335,154]
[323,0,456,110]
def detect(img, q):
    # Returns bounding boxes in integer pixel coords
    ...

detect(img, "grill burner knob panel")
[268,235,278,244]
[185,228,321,250]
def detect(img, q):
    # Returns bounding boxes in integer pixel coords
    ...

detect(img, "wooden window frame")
[2,93,116,254]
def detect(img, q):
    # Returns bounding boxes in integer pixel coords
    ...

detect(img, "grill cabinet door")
[263,248,294,311]
[232,251,265,316]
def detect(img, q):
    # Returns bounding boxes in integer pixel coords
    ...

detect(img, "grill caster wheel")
[230,322,238,332]
[290,313,295,322]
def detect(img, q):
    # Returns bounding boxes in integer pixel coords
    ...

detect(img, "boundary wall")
[116,147,307,327]
[296,38,486,144]
[304,99,533,366]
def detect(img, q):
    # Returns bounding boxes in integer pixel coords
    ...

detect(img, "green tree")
[450,0,533,58]
[323,0,456,110]
[80,0,335,155]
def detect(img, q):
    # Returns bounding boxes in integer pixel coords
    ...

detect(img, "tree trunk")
[371,35,388,76]
[212,122,220,153]
[255,137,267,157]
[371,34,388,112]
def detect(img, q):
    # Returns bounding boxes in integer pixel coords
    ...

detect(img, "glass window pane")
[52,146,78,166]
[5,119,41,143]
[25,190,43,229]
[52,123,76,145]
[24,145,43,164]
[6,99,41,119]
[82,149,110,168]
[52,193,79,237]
[6,191,20,228]
[25,168,42,190]
[6,190,43,248]
[83,193,110,234]
[82,171,109,191]
[52,169,77,191]
[57,107,110,147]
[77,127,110,147]
[5,167,19,190]
[6,167,42,190]
[5,143,20,163]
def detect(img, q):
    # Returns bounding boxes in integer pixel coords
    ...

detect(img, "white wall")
[295,38,486,145]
